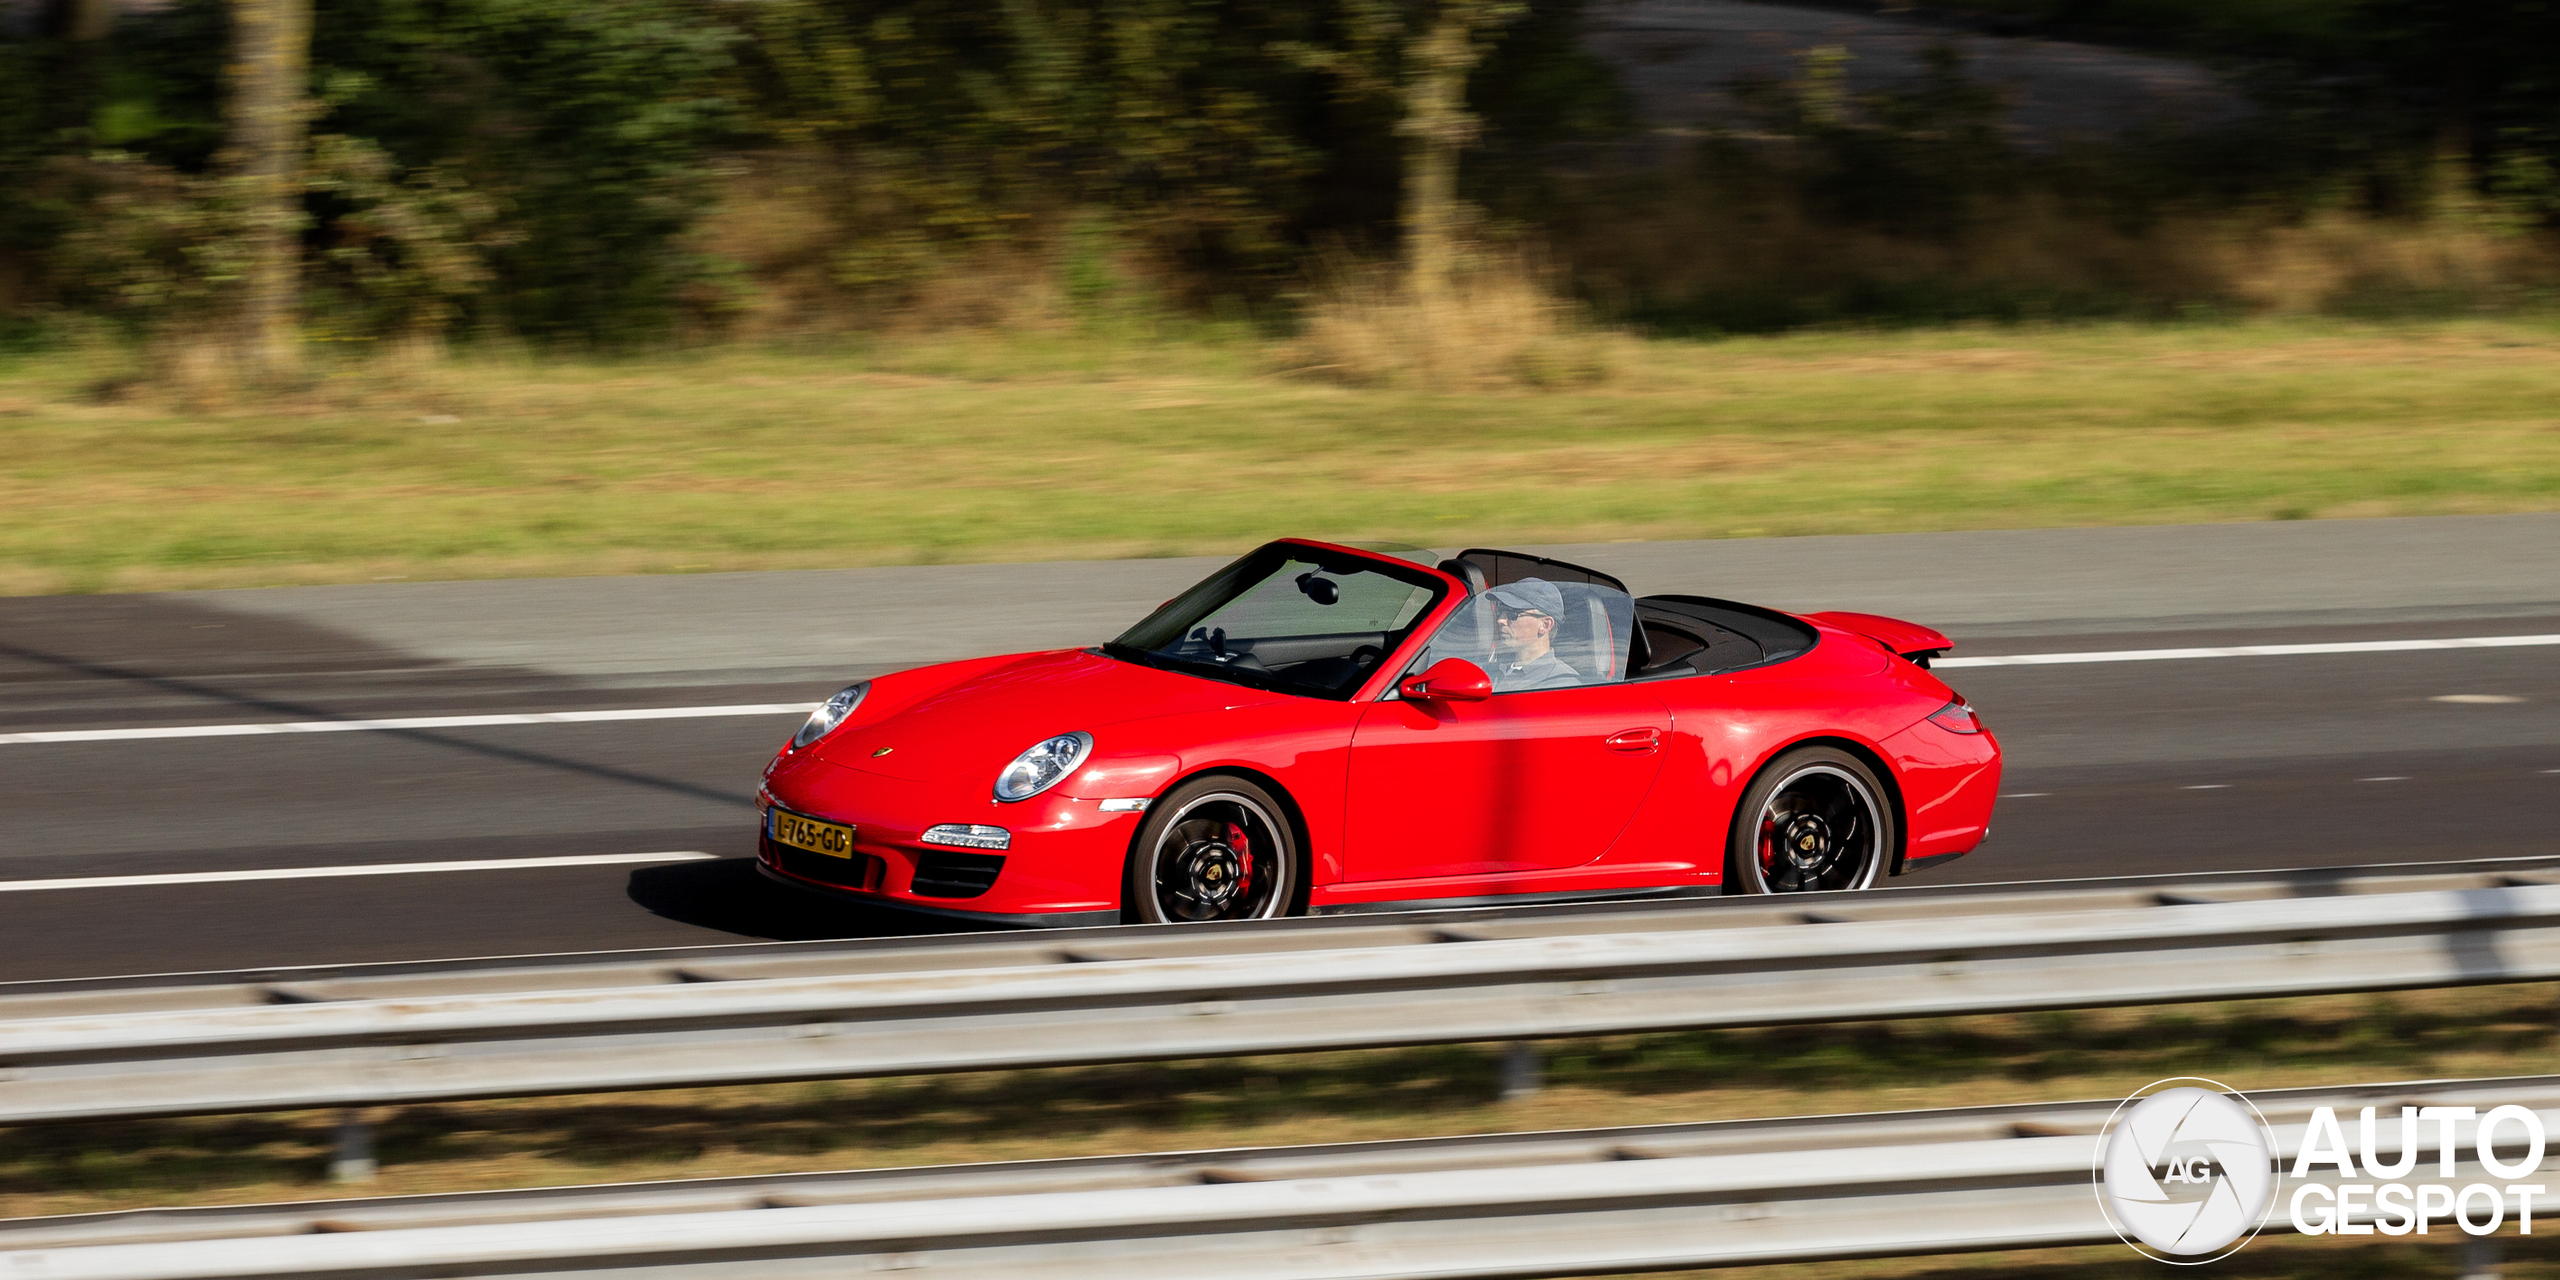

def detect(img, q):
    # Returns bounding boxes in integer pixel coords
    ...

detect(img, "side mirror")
[1399,657,1493,703]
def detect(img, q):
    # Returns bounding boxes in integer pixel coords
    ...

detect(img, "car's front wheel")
[1725,746,1893,894]
[1125,777,1299,924]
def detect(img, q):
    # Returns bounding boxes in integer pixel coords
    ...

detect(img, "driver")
[1484,579,1581,691]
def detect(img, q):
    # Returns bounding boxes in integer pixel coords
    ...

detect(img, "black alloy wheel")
[1724,746,1894,894]
[1126,777,1299,924]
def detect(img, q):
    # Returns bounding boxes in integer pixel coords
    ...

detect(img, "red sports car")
[755,539,1999,926]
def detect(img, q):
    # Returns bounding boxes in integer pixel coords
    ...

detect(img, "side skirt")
[1312,883,1721,916]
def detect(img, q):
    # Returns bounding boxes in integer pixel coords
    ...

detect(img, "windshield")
[1107,544,1448,699]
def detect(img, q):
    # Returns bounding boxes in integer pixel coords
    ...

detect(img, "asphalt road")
[2,515,2554,983]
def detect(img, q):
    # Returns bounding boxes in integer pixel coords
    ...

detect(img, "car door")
[1340,679,1674,882]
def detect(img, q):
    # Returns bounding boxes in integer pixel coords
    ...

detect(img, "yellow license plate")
[770,808,857,858]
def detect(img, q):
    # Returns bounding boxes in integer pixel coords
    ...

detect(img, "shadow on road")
[0,630,755,811]
[625,857,1002,943]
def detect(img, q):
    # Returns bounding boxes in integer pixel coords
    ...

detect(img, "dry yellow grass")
[1562,152,2560,332]
[2,317,2559,595]
[1287,258,1612,388]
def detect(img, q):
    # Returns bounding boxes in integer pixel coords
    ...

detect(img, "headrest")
[1437,558,1490,594]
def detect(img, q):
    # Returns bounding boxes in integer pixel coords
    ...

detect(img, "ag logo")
[2095,1078,2277,1262]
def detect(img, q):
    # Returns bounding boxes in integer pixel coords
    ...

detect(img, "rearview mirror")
[1399,657,1492,703]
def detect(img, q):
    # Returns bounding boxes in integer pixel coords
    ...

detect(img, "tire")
[1723,746,1894,895]
[1125,777,1301,924]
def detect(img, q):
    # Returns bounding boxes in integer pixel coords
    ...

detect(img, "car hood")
[812,648,1283,784]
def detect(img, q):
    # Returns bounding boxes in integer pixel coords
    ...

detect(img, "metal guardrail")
[7,1074,2556,1279]
[17,855,2560,1002]
[3,858,2559,1125]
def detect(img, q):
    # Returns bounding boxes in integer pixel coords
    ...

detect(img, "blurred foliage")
[1926,0,2560,204]
[312,0,738,340]
[34,154,258,325]
[725,0,1320,308]
[1,0,736,343]
[718,0,1626,314]
[1728,45,2021,243]
[300,132,509,339]
[0,0,1624,343]
[2,0,2559,344]
[1555,14,2560,335]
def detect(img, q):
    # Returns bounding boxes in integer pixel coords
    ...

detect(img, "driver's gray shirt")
[1491,651,1581,691]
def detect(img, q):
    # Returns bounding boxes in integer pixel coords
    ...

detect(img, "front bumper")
[754,860,1119,928]
[757,760,1140,924]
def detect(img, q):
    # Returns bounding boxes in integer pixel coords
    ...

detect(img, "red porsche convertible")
[755,539,1999,926]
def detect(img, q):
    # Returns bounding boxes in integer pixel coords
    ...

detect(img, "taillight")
[1927,700,1984,734]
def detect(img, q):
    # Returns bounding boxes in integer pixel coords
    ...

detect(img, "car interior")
[1118,543,1820,699]
[1435,549,1818,684]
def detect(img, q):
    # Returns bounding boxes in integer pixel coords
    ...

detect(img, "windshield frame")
[1102,540,1459,702]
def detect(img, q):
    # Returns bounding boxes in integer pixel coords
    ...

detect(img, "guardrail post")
[1500,1041,1541,1100]
[331,1109,376,1183]
[2460,1239,2502,1280]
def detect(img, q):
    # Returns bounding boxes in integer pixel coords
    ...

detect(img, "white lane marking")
[2001,792,2049,798]
[2431,694,2526,704]
[2360,776,2410,782]
[2182,784,2230,790]
[1938,633,2560,668]
[8,630,2550,743]
[0,703,820,746]
[0,851,716,893]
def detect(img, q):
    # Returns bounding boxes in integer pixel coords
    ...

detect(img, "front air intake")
[768,839,881,892]
[911,850,1005,898]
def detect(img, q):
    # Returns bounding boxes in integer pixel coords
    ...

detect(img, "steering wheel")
[1348,643,1385,670]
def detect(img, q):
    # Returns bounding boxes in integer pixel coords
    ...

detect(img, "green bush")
[0,0,734,345]
[3,0,2556,344]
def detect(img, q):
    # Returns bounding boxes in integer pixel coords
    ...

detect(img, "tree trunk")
[225,0,312,381]
[43,0,119,41]
[40,0,119,142]
[1400,8,1480,311]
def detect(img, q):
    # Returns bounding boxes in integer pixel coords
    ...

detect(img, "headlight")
[994,731,1093,802]
[791,682,870,750]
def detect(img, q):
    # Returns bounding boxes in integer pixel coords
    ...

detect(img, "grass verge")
[3,318,2559,594]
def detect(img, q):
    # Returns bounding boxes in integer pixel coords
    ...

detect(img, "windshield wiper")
[1099,641,1173,670]
[1100,642,1294,694]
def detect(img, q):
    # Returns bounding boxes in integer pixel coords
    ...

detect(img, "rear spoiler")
[1799,610,1953,668]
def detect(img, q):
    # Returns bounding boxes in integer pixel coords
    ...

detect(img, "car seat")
[1437,557,1489,594]
[1552,583,1630,683]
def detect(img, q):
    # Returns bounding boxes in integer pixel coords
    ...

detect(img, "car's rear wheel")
[1725,746,1893,894]
[1125,777,1300,924]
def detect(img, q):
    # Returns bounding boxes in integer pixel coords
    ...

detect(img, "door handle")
[1604,727,1662,754]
